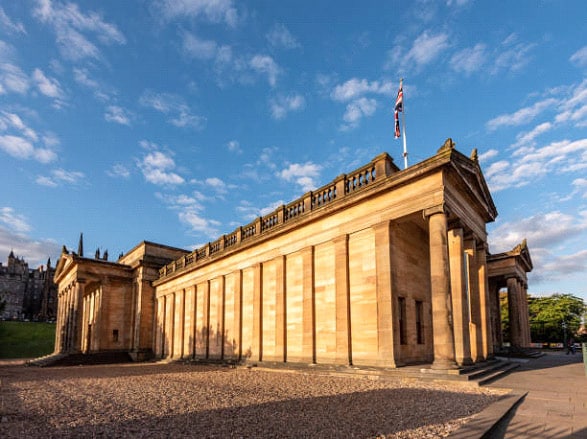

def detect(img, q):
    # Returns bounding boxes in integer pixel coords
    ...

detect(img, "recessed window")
[398,297,407,345]
[416,301,424,344]
[112,329,119,343]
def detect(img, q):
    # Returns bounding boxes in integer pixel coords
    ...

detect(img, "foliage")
[528,294,586,343]
[0,321,55,359]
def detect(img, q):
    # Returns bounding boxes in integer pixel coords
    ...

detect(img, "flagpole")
[401,78,408,169]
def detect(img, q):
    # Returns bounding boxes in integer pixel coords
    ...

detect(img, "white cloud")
[486,98,557,131]
[331,78,393,102]
[570,46,587,68]
[0,207,32,233]
[389,31,449,72]
[511,122,552,151]
[183,33,217,60]
[105,105,131,126]
[156,0,238,27]
[33,0,125,61]
[478,148,498,162]
[489,211,587,253]
[0,112,57,163]
[489,34,534,76]
[178,211,221,236]
[227,140,242,154]
[250,55,280,87]
[140,90,206,129]
[572,178,587,199]
[107,163,130,179]
[0,7,26,34]
[0,225,61,268]
[137,146,185,186]
[341,97,377,130]
[266,24,300,49]
[36,168,85,187]
[450,43,487,76]
[0,63,29,95]
[32,68,66,107]
[278,162,322,192]
[270,94,305,120]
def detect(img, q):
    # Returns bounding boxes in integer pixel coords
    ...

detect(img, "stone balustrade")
[159,153,397,278]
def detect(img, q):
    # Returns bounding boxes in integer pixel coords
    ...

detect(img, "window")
[398,297,407,345]
[416,301,424,344]
[112,329,119,343]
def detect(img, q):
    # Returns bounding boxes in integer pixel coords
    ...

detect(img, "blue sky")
[1,1,586,301]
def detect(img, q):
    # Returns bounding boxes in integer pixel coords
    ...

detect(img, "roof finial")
[78,232,84,257]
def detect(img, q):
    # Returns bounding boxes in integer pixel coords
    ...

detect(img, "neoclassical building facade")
[53,139,533,369]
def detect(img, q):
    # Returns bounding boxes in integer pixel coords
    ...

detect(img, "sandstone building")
[52,139,533,370]
[0,251,56,321]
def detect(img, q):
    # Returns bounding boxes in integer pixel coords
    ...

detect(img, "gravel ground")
[0,361,505,438]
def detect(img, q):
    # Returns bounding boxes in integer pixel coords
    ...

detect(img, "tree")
[527,294,586,343]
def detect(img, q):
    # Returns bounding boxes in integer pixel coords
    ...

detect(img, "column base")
[431,359,459,370]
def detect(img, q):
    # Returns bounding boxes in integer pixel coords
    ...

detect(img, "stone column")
[426,208,458,369]
[520,281,531,347]
[465,238,482,362]
[448,227,472,366]
[507,277,522,349]
[252,263,263,362]
[334,235,352,365]
[373,221,397,367]
[476,243,493,359]
[274,256,286,362]
[302,246,315,363]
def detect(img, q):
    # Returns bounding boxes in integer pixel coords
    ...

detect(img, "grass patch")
[0,321,55,359]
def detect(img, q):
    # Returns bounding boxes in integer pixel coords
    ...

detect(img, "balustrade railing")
[158,153,396,278]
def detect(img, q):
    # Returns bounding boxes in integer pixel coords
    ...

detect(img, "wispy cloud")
[0,207,31,233]
[105,105,132,126]
[33,0,125,61]
[450,43,487,76]
[32,68,66,108]
[270,94,305,120]
[137,140,185,185]
[330,78,392,130]
[140,90,206,129]
[389,30,450,72]
[155,0,238,27]
[36,168,85,187]
[0,111,57,163]
[570,45,587,68]
[489,210,587,285]
[278,162,322,192]
[0,7,26,35]
[250,55,281,87]
[107,163,130,179]
[486,98,557,131]
[266,24,300,50]
[0,62,30,95]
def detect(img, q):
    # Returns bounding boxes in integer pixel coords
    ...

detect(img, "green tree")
[528,294,586,343]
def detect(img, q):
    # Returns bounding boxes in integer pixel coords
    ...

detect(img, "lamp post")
[562,321,567,350]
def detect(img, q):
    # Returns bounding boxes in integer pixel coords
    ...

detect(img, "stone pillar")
[465,238,483,362]
[234,270,243,360]
[519,281,531,347]
[426,208,458,369]
[448,227,472,366]
[252,263,263,362]
[275,256,286,362]
[507,277,522,349]
[476,243,493,359]
[373,221,397,367]
[302,246,315,363]
[334,235,351,365]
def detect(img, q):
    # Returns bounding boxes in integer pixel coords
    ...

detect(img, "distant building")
[0,251,56,321]
[53,140,533,369]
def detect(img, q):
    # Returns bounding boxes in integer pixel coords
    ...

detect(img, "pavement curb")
[448,390,527,439]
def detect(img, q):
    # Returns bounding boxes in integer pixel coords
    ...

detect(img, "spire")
[78,233,84,257]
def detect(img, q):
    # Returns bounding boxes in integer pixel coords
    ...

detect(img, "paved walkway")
[459,350,587,438]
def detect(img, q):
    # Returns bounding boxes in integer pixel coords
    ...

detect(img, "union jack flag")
[394,80,403,139]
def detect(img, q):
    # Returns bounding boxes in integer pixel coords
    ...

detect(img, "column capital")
[423,203,448,219]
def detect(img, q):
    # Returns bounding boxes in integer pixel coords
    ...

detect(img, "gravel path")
[0,362,504,438]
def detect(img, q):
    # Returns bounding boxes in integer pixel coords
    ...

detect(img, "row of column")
[154,207,491,370]
[54,281,84,354]
[507,277,531,348]
[428,208,493,369]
